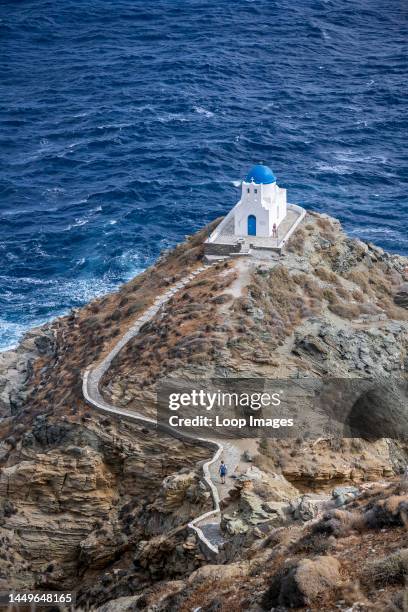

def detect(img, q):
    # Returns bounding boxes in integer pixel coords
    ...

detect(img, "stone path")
[200,522,225,547]
[82,263,239,558]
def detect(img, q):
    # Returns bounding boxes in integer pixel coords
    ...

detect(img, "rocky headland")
[1,212,408,611]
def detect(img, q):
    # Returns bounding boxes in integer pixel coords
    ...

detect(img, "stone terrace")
[205,204,305,257]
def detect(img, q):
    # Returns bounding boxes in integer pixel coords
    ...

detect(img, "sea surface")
[0,0,407,350]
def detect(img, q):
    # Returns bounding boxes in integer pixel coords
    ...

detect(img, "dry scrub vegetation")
[228,266,311,362]
[288,213,408,322]
[3,220,221,441]
[103,260,238,393]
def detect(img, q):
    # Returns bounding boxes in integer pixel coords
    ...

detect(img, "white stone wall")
[276,186,287,227]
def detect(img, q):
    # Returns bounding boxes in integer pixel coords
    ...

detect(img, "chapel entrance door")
[247,215,256,236]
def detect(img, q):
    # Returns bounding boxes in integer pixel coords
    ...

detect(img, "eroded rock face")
[0,442,115,588]
[293,320,407,376]
[0,415,211,592]
[221,469,298,537]
[290,493,331,521]
[79,521,127,570]
[394,283,408,309]
[0,326,56,418]
[142,469,211,536]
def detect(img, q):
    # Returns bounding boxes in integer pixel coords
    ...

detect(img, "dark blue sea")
[1,0,407,350]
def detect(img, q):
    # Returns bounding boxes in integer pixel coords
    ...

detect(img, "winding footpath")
[82,264,236,559]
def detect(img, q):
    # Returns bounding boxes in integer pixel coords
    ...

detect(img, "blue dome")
[245,164,276,184]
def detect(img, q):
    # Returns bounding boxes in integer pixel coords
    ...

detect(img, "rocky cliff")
[0,224,218,601]
[0,212,407,611]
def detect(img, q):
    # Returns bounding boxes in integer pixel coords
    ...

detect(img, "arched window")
[248,215,256,236]
[247,187,250,193]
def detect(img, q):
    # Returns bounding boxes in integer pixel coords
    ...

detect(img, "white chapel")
[234,164,287,237]
[205,163,305,257]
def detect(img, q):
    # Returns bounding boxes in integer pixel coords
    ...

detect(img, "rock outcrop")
[262,555,342,608]
[0,413,211,592]
[0,325,56,418]
[394,283,408,309]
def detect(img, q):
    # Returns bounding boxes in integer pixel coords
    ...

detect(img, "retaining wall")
[204,242,242,256]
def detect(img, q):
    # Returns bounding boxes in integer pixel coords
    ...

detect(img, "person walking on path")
[219,461,227,484]
[272,223,278,239]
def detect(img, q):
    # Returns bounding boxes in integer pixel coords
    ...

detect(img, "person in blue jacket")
[219,461,227,484]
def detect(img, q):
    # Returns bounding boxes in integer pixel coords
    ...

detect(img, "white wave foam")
[0,275,54,286]
[315,162,351,175]
[348,227,399,237]
[157,112,189,123]
[71,217,90,228]
[193,106,214,118]
[0,318,44,352]
[64,205,102,230]
[96,122,133,130]
[0,247,145,351]
[44,187,65,196]
[334,150,388,165]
